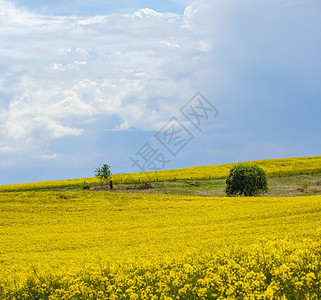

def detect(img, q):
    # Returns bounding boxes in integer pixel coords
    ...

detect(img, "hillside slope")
[1,155,320,192]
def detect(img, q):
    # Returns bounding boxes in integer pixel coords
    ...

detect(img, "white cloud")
[160,37,181,48]
[133,8,163,19]
[1,0,320,171]
[0,0,211,160]
[41,153,58,160]
[199,40,211,52]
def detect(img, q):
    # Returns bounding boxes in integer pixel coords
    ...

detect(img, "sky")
[0,0,320,184]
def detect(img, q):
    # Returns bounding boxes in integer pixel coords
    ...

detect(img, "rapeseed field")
[1,190,321,298]
[1,155,321,192]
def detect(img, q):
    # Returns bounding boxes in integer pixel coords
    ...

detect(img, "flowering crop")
[1,239,321,299]
[1,155,321,192]
[114,155,321,183]
[1,191,321,298]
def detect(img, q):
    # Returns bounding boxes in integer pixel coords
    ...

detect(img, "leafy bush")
[82,183,91,190]
[226,164,268,196]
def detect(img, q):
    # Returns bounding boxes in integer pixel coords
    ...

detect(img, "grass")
[2,172,321,198]
[107,173,321,197]
[1,155,321,192]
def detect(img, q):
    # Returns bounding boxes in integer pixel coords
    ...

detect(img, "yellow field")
[1,155,321,192]
[115,155,321,183]
[1,156,321,298]
[1,190,321,298]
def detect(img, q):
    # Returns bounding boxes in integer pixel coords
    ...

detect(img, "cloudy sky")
[0,0,320,184]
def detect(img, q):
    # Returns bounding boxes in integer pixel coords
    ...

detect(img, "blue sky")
[7,0,188,15]
[0,0,320,184]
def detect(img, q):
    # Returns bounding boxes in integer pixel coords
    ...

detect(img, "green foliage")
[95,164,112,184]
[82,183,91,190]
[226,164,268,196]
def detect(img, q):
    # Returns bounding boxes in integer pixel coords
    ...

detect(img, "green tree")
[225,164,268,196]
[95,164,112,185]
